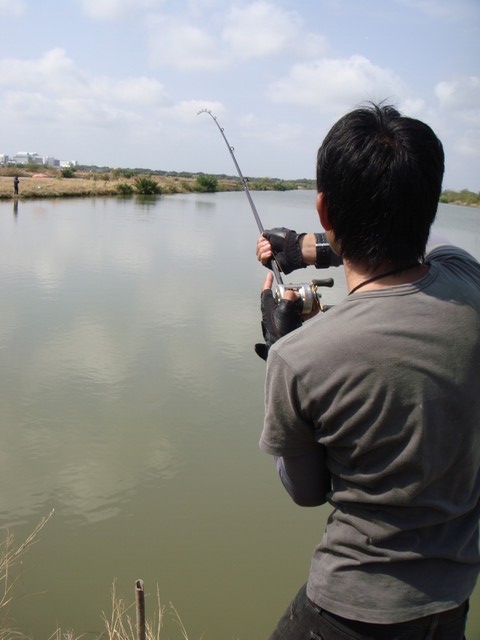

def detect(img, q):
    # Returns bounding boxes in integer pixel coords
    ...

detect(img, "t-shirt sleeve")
[259,349,319,456]
[426,245,480,305]
[427,244,480,273]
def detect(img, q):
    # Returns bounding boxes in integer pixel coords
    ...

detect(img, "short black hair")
[316,103,444,269]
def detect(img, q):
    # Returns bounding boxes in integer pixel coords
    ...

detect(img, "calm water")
[0,193,479,639]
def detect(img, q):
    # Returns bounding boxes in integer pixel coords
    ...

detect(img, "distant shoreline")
[0,173,229,200]
[0,171,313,200]
[1,173,478,207]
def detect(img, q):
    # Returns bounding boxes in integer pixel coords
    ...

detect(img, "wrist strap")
[314,233,331,268]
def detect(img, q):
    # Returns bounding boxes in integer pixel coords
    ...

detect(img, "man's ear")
[316,192,332,231]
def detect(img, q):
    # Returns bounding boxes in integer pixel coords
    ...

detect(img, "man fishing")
[255,103,480,639]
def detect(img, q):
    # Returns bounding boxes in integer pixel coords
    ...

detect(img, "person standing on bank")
[13,176,19,195]
[255,103,480,640]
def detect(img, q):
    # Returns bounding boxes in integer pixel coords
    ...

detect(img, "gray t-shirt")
[260,246,480,623]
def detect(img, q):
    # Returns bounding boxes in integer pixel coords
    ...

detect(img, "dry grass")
[0,514,194,640]
[0,175,196,199]
[45,583,191,640]
[0,170,241,200]
[101,582,166,640]
[0,510,55,638]
[47,631,83,640]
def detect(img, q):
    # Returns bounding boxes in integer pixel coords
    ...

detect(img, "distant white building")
[13,151,43,165]
[44,156,60,167]
[5,151,79,168]
[59,159,78,168]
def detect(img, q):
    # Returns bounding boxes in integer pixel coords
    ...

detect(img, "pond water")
[0,192,479,638]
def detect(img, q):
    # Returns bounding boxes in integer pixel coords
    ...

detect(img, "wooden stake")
[135,579,146,640]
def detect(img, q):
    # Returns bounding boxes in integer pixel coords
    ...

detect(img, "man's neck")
[344,260,428,295]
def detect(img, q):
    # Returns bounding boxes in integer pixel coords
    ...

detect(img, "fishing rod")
[198,109,284,286]
[198,109,334,314]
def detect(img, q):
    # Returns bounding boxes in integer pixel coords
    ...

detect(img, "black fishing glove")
[255,289,303,361]
[263,227,307,274]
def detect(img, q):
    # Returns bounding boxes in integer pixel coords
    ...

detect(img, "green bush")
[116,183,134,195]
[181,180,194,192]
[195,175,218,192]
[249,179,270,191]
[134,177,162,195]
[440,189,480,206]
[61,166,76,178]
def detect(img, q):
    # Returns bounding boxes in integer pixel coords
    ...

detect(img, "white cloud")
[267,55,407,113]
[398,98,428,117]
[147,2,328,71]
[222,2,302,59]
[187,0,224,11]
[222,1,328,60]
[60,98,140,126]
[92,76,170,107]
[3,91,60,123]
[148,16,225,71]
[435,76,480,159]
[0,49,88,96]
[455,131,480,159]
[3,90,139,130]
[0,0,26,17]
[79,0,163,21]
[435,76,480,111]
[295,33,330,60]
[0,49,170,129]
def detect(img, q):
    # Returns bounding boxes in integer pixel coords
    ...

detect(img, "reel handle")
[312,278,335,288]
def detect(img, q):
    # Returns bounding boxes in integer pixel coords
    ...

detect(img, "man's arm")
[300,232,343,268]
[275,450,331,507]
[256,228,342,274]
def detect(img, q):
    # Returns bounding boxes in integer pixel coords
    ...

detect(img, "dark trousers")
[268,584,469,640]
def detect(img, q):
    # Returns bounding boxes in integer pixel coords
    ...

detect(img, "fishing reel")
[276,278,335,315]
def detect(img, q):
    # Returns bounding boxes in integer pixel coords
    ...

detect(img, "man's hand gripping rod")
[198,109,333,313]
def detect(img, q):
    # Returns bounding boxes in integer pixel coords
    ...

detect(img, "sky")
[0,0,478,190]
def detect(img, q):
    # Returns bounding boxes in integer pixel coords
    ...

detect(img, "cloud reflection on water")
[0,194,263,527]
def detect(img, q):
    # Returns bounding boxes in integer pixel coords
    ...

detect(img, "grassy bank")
[0,166,316,200]
[0,172,239,199]
[1,170,479,207]
[439,189,480,208]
